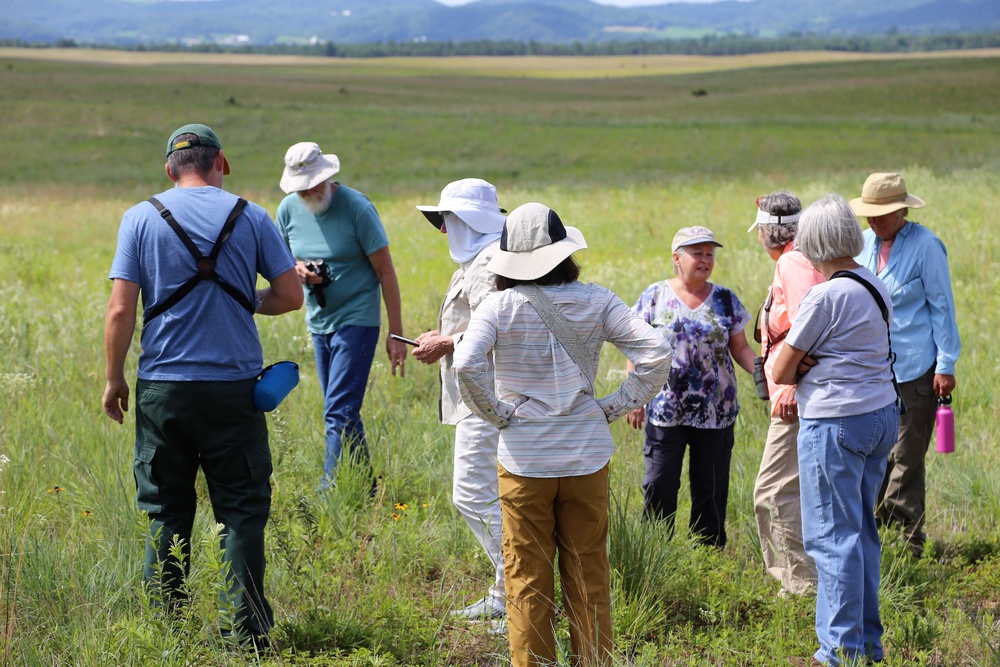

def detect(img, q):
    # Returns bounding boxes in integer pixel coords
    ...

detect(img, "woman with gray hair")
[749,192,824,598]
[773,195,901,667]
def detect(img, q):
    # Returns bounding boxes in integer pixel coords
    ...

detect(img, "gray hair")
[167,133,219,177]
[757,191,802,251]
[796,194,865,263]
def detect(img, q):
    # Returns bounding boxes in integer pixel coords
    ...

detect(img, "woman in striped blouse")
[453,202,672,667]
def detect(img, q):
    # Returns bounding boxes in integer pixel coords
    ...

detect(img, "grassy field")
[1,48,1000,666]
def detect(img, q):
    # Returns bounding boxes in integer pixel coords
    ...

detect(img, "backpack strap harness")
[142,196,255,323]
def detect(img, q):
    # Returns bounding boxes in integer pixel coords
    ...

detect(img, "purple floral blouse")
[632,281,750,429]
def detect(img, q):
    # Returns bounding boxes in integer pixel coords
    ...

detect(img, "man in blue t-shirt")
[275,141,407,488]
[103,123,302,648]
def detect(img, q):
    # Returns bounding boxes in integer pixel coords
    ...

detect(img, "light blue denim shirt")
[856,221,960,381]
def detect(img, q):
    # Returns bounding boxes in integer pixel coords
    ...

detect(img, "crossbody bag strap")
[513,284,596,395]
[759,289,789,363]
[831,270,905,412]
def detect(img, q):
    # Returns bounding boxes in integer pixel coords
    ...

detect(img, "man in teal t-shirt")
[275,141,407,487]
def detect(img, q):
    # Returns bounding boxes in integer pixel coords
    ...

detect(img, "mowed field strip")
[4,46,1000,78]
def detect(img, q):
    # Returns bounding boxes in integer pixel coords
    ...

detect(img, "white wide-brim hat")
[279,141,340,194]
[487,203,587,281]
[416,178,507,232]
[849,172,926,217]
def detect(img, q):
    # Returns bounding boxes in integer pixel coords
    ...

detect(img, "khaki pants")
[498,463,613,667]
[877,367,937,554]
[753,417,816,596]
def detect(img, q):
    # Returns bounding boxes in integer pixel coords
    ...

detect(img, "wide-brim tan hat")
[416,178,507,232]
[849,172,926,217]
[279,141,340,194]
[486,203,587,280]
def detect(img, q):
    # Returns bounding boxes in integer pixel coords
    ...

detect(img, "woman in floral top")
[627,226,756,547]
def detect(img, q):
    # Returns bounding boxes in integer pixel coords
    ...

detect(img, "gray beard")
[300,183,332,214]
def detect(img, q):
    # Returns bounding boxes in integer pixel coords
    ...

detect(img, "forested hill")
[4,0,999,47]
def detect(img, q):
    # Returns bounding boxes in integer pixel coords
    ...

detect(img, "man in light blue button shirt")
[851,172,960,557]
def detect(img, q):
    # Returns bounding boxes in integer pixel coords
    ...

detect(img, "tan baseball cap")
[671,226,723,252]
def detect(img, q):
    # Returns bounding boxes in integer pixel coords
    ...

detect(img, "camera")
[752,356,770,401]
[304,259,333,308]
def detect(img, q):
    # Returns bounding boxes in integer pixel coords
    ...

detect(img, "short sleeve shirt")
[786,267,897,419]
[632,281,750,428]
[275,183,388,334]
[109,186,296,381]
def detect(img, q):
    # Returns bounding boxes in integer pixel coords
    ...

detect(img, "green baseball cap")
[165,123,231,175]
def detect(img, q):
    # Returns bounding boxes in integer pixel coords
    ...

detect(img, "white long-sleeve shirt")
[453,282,672,478]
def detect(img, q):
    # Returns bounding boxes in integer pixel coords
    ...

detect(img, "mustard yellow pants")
[498,463,613,667]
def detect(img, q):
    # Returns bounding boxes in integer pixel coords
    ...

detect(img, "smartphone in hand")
[389,333,419,346]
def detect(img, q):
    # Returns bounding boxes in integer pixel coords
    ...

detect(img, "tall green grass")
[1,51,1000,665]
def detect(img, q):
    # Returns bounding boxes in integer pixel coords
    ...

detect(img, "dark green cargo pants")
[134,378,274,636]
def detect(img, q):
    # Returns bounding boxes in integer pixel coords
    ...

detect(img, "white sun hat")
[416,178,507,232]
[486,203,587,280]
[279,142,340,194]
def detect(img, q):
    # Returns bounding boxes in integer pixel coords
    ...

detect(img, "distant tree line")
[3,31,1000,58]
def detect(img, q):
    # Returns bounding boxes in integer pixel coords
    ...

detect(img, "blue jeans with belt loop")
[798,403,900,666]
[312,326,379,486]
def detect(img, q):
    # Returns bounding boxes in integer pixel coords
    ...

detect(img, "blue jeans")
[798,403,900,666]
[312,326,379,485]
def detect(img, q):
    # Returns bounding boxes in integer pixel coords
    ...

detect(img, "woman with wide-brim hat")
[452,203,672,667]
[850,172,960,560]
[412,178,510,622]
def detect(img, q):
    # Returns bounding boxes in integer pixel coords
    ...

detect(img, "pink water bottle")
[935,395,954,454]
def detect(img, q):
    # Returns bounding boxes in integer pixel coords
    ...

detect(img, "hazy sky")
[434,0,722,5]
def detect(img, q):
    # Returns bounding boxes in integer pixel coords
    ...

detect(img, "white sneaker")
[489,618,508,635]
[451,595,506,620]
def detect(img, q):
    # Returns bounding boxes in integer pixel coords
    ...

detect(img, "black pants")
[642,422,735,547]
[134,379,274,636]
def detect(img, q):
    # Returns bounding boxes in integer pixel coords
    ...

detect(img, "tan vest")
[438,241,500,424]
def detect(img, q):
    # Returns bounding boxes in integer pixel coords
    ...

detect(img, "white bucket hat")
[279,142,340,194]
[849,172,926,217]
[416,178,507,232]
[486,203,587,280]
